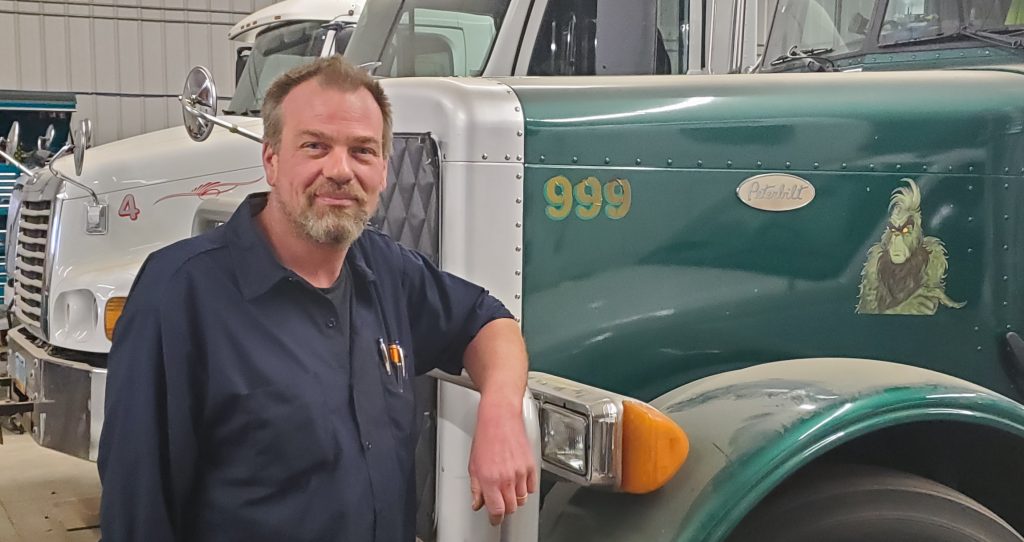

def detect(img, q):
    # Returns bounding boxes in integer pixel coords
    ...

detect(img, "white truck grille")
[13,200,51,331]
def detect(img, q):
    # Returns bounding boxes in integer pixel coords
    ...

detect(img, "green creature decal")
[857,179,966,316]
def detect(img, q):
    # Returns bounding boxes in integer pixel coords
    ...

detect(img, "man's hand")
[468,395,538,526]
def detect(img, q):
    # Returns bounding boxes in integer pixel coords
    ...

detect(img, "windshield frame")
[757,0,1024,73]
[343,0,513,77]
[226,20,333,116]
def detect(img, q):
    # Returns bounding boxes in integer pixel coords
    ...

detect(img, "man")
[98,56,536,542]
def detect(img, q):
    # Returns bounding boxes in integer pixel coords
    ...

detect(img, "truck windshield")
[763,0,1024,66]
[227,21,330,115]
[878,0,1024,46]
[763,0,877,64]
[344,0,511,77]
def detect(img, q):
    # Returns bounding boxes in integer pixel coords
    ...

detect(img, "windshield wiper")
[882,26,1024,50]
[766,46,837,71]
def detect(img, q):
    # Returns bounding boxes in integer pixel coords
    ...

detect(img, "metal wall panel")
[0,0,276,144]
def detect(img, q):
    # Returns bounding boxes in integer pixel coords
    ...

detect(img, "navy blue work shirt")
[98,192,512,542]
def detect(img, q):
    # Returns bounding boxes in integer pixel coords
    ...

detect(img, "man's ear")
[262,141,278,187]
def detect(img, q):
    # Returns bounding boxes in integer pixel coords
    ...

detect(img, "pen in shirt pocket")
[377,337,392,376]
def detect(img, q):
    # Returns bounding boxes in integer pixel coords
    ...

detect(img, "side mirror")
[180,66,218,142]
[73,119,93,176]
[4,121,20,162]
[37,124,56,152]
[235,47,252,85]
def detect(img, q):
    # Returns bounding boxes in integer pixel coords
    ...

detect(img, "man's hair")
[262,56,392,156]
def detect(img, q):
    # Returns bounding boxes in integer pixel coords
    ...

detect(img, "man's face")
[262,79,388,246]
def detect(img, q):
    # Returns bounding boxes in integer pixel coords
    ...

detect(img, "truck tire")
[726,464,1023,542]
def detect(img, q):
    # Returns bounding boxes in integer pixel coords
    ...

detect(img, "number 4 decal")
[119,194,141,221]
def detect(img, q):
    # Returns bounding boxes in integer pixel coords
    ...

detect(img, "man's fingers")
[485,485,508,526]
[526,463,539,495]
[471,477,484,511]
[515,471,529,505]
[502,481,518,516]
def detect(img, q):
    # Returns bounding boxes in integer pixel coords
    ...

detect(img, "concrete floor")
[0,428,101,542]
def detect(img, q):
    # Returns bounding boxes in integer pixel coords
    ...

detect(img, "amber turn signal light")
[105,297,127,341]
[620,400,689,494]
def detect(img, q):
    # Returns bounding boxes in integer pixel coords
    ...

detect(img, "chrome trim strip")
[41,196,63,340]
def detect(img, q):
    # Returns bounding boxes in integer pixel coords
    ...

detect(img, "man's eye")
[303,142,325,150]
[356,147,376,156]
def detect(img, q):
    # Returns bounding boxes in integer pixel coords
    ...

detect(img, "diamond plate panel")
[372,134,440,264]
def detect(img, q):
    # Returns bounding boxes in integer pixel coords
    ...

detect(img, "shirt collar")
[226,192,376,301]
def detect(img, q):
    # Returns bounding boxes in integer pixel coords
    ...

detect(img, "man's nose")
[323,149,354,183]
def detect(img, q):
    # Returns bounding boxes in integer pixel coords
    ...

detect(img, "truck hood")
[51,115,265,200]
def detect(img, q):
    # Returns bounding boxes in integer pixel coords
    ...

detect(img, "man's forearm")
[462,317,537,524]
[462,318,528,409]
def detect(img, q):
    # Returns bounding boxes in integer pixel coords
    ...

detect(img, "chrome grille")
[13,200,51,330]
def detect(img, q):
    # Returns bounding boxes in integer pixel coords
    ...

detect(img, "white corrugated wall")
[0,0,276,145]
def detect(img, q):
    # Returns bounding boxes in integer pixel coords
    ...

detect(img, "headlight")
[540,405,589,476]
[530,373,690,494]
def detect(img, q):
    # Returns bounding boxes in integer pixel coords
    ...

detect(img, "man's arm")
[98,261,198,542]
[392,240,537,524]
[463,319,538,525]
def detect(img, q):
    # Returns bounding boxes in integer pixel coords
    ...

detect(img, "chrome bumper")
[8,326,106,461]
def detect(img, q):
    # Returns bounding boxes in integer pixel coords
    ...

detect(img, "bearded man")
[98,57,536,542]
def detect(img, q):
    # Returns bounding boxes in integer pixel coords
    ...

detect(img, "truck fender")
[47,257,149,349]
[537,358,1024,542]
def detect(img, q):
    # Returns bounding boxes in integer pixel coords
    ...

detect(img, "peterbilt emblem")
[736,174,815,212]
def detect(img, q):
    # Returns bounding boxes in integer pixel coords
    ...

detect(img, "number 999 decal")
[544,176,632,221]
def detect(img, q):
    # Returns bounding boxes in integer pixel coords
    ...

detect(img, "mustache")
[307,181,368,204]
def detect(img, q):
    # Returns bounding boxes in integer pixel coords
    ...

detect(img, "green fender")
[537,358,1024,541]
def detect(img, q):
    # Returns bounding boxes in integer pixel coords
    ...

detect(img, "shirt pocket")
[239,385,336,483]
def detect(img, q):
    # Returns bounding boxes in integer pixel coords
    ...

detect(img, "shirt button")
[326,318,336,328]
[363,441,372,450]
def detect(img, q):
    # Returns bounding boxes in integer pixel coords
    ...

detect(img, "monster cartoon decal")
[856,179,965,316]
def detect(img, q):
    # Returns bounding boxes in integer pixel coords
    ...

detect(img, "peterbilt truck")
[8,0,1024,541]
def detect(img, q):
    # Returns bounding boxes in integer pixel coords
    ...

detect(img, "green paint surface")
[512,71,1024,402]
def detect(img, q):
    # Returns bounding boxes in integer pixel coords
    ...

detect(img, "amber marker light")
[105,297,127,340]
[620,400,689,494]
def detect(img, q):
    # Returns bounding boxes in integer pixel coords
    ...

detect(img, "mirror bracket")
[48,141,105,226]
[85,200,108,235]
[179,97,263,143]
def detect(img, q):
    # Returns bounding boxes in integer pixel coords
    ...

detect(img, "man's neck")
[256,202,349,289]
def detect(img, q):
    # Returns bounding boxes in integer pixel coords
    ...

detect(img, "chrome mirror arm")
[48,142,102,206]
[178,97,263,144]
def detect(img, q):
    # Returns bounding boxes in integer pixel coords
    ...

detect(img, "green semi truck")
[185,1,1024,535]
